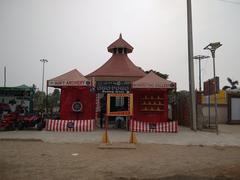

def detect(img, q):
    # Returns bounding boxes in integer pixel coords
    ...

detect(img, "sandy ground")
[0,141,240,180]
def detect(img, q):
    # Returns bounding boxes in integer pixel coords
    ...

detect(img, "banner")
[96,81,131,93]
[45,119,95,132]
[129,120,178,133]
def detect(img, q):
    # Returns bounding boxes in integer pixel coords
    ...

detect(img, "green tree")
[48,89,60,109]
[33,91,46,113]
[47,89,60,116]
[145,69,169,79]
[33,89,61,115]
[222,77,239,90]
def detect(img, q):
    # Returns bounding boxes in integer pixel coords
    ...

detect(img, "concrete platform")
[98,142,136,149]
[1,125,240,146]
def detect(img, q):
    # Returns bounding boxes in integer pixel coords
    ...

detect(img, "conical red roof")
[87,54,145,77]
[47,69,90,87]
[87,34,145,78]
[107,34,133,53]
[132,71,176,89]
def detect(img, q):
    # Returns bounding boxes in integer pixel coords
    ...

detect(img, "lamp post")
[193,55,210,92]
[40,59,48,92]
[204,42,222,134]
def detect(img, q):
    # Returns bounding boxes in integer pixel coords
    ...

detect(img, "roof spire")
[107,34,133,54]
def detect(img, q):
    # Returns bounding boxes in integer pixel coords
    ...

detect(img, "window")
[115,96,124,107]
[118,48,123,54]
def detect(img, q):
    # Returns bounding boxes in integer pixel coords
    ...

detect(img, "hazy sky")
[0,0,240,91]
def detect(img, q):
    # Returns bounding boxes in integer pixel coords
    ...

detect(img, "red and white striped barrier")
[129,120,178,133]
[45,119,95,132]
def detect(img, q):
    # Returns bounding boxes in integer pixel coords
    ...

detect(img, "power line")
[217,0,240,5]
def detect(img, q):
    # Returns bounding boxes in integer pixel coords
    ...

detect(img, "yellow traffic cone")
[102,131,110,144]
[129,131,137,144]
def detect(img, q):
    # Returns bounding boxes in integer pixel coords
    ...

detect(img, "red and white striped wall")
[129,120,178,133]
[45,119,95,132]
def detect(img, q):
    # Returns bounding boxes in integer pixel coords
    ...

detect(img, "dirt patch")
[0,141,240,180]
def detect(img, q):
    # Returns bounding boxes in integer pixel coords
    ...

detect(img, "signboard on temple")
[96,81,131,93]
[106,93,133,116]
[47,80,90,87]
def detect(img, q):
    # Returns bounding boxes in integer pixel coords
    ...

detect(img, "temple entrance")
[99,93,133,130]
[96,80,132,129]
[109,96,128,129]
[106,116,126,129]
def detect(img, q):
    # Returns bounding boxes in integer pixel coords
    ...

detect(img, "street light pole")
[204,42,222,134]
[187,0,197,131]
[193,55,210,92]
[40,59,48,92]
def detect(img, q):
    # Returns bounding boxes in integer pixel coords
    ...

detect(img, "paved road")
[0,125,240,146]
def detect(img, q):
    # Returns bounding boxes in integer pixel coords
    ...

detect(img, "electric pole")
[193,55,210,92]
[4,66,6,87]
[187,0,197,131]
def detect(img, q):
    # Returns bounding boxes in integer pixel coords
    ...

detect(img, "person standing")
[100,94,106,128]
